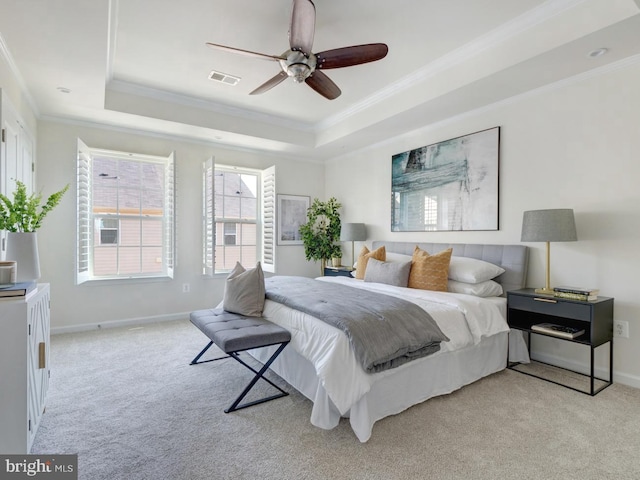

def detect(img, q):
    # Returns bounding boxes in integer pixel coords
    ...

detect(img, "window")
[203,161,275,275]
[77,139,175,283]
[223,223,237,246]
[423,195,438,231]
[98,218,119,245]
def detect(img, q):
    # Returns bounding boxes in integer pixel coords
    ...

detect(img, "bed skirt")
[250,331,526,442]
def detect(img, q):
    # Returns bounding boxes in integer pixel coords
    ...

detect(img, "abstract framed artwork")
[277,194,310,245]
[391,126,500,232]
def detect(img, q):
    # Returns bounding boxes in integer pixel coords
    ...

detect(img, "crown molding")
[38,113,324,164]
[0,31,40,117]
[107,79,316,133]
[105,0,119,83]
[317,0,589,132]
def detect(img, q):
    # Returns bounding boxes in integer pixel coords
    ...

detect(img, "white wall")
[36,120,324,332]
[325,60,640,387]
[0,54,37,134]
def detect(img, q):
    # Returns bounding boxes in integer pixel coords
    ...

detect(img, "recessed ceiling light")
[587,48,608,58]
[208,70,241,86]
[56,86,71,93]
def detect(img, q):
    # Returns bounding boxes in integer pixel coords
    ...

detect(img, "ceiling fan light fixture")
[287,63,311,83]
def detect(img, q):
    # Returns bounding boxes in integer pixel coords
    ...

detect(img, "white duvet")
[261,276,511,416]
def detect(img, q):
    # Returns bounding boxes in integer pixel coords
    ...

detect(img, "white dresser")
[0,284,50,453]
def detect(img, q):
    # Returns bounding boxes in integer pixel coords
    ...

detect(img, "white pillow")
[385,252,413,263]
[364,258,411,287]
[448,279,503,297]
[448,256,505,284]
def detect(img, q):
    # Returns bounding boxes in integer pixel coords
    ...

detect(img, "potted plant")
[0,180,69,282]
[299,197,342,274]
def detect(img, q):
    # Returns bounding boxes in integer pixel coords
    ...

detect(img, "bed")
[250,241,530,442]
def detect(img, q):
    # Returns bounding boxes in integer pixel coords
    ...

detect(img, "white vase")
[5,232,41,282]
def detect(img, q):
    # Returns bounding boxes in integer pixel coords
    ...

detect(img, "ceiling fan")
[206,0,388,100]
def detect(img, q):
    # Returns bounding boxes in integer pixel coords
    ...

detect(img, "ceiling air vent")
[208,70,241,86]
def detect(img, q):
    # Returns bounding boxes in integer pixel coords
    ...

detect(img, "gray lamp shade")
[340,223,367,242]
[521,209,577,242]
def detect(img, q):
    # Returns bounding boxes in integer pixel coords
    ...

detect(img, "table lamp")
[521,209,577,295]
[340,223,367,268]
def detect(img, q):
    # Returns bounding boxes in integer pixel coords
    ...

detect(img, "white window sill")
[77,275,173,287]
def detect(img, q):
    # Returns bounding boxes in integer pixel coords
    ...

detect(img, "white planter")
[5,232,41,282]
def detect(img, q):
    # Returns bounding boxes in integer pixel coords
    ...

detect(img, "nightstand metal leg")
[610,338,614,385]
[590,346,595,396]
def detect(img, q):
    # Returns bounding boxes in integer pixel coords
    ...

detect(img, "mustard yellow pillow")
[355,245,386,280]
[408,247,452,291]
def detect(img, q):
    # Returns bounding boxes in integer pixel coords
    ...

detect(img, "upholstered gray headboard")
[371,241,529,294]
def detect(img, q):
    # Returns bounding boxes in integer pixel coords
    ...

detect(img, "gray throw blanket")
[265,276,449,373]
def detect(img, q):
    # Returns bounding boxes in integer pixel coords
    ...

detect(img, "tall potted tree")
[0,180,69,282]
[299,197,342,274]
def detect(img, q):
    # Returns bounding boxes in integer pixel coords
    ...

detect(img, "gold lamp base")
[533,241,556,296]
[534,287,555,295]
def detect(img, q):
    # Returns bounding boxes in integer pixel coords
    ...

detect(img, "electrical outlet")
[182,283,190,293]
[614,320,629,338]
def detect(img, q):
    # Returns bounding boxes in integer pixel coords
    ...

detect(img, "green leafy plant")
[0,180,69,232]
[299,197,342,273]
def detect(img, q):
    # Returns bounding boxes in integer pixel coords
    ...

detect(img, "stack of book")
[0,281,37,299]
[531,323,586,339]
[553,286,599,301]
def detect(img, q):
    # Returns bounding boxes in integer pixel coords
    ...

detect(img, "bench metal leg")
[190,340,290,412]
[189,341,229,365]
[225,342,289,413]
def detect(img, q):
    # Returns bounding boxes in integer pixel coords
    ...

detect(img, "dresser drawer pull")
[534,297,557,304]
[39,342,46,369]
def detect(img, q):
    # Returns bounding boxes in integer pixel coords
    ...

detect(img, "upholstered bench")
[189,308,291,413]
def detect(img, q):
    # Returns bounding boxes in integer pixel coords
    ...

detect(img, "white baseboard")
[51,312,190,335]
[532,351,640,390]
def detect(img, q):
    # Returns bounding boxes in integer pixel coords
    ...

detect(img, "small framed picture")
[277,194,309,245]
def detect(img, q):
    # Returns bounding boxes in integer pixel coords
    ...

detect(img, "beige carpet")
[32,319,640,480]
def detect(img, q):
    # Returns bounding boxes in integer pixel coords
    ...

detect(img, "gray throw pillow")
[364,258,411,287]
[223,262,265,317]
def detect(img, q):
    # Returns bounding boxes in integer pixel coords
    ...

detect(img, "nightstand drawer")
[508,294,591,321]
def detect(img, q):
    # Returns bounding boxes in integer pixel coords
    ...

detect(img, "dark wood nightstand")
[507,288,614,395]
[324,266,354,278]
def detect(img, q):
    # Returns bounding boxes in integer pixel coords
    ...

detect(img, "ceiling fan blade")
[289,0,315,55]
[206,42,283,62]
[250,71,289,95]
[316,43,389,69]
[305,70,341,100]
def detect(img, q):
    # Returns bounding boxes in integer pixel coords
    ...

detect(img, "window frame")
[202,161,275,276]
[76,139,175,284]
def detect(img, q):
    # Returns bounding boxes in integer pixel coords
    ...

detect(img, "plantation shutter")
[202,157,214,276]
[164,152,175,278]
[261,165,276,273]
[76,139,92,285]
